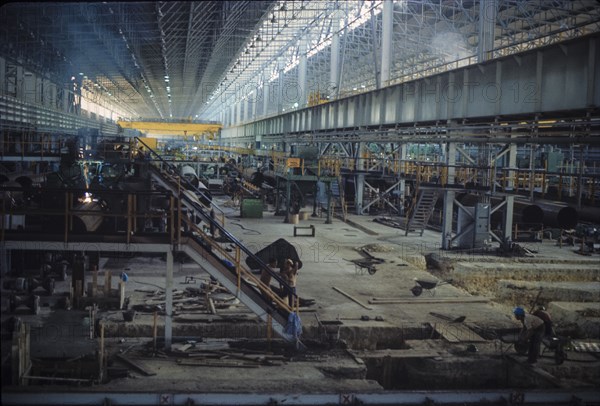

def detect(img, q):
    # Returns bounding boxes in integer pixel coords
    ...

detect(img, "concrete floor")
[3,196,599,395]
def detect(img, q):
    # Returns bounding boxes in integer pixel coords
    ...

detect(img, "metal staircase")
[405,188,439,236]
[138,138,303,346]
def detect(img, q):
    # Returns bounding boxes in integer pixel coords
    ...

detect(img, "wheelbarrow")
[499,332,568,365]
[410,278,453,296]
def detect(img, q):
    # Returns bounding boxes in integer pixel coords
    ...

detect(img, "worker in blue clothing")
[514,306,545,364]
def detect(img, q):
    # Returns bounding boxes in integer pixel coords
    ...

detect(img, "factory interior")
[1,1,600,405]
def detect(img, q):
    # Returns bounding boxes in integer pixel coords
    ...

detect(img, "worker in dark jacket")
[514,306,545,364]
[533,306,556,337]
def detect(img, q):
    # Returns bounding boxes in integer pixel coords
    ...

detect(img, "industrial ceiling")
[1,1,599,123]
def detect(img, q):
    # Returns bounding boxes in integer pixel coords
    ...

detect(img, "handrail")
[177,189,298,301]
[134,137,227,223]
[133,137,299,305]
[181,216,294,314]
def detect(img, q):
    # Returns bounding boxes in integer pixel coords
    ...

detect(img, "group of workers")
[259,258,299,308]
[513,305,555,364]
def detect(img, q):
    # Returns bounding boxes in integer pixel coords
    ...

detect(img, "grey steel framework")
[1,1,599,127]
[221,33,600,145]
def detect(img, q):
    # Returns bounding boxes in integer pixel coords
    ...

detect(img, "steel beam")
[6,389,599,405]
[222,34,600,143]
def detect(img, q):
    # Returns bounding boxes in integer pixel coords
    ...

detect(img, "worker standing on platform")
[514,306,545,364]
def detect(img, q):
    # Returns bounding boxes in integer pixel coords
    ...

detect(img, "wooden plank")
[350,349,441,359]
[505,355,569,388]
[177,359,259,368]
[115,354,156,376]
[152,311,158,352]
[332,286,372,310]
[208,298,217,315]
[369,297,488,305]
[430,322,487,343]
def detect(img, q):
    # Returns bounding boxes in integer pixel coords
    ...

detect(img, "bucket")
[299,212,309,221]
[290,214,299,224]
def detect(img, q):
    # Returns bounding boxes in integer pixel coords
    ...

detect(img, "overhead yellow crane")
[117,120,222,138]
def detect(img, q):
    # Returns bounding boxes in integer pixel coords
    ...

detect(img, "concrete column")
[330,14,340,98]
[355,173,365,215]
[380,0,393,88]
[164,249,173,350]
[478,0,497,62]
[298,38,308,107]
[0,57,5,95]
[441,190,455,250]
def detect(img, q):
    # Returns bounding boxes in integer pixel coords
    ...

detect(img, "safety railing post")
[235,246,241,294]
[177,194,182,244]
[169,195,175,244]
[126,194,132,245]
[64,192,69,243]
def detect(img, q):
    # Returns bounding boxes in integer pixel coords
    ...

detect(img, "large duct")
[457,193,588,230]
[517,203,579,229]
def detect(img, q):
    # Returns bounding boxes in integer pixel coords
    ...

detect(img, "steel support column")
[330,14,341,98]
[0,57,5,95]
[263,77,269,117]
[478,0,496,62]
[441,191,455,250]
[298,38,308,107]
[277,59,284,114]
[355,173,365,214]
[502,195,514,241]
[380,0,393,88]
[446,142,456,185]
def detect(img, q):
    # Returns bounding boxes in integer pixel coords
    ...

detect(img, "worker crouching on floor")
[259,258,278,300]
[514,306,545,364]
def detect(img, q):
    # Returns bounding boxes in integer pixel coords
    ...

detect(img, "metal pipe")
[3,389,600,405]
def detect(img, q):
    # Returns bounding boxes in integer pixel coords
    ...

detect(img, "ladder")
[329,178,347,221]
[405,188,439,236]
